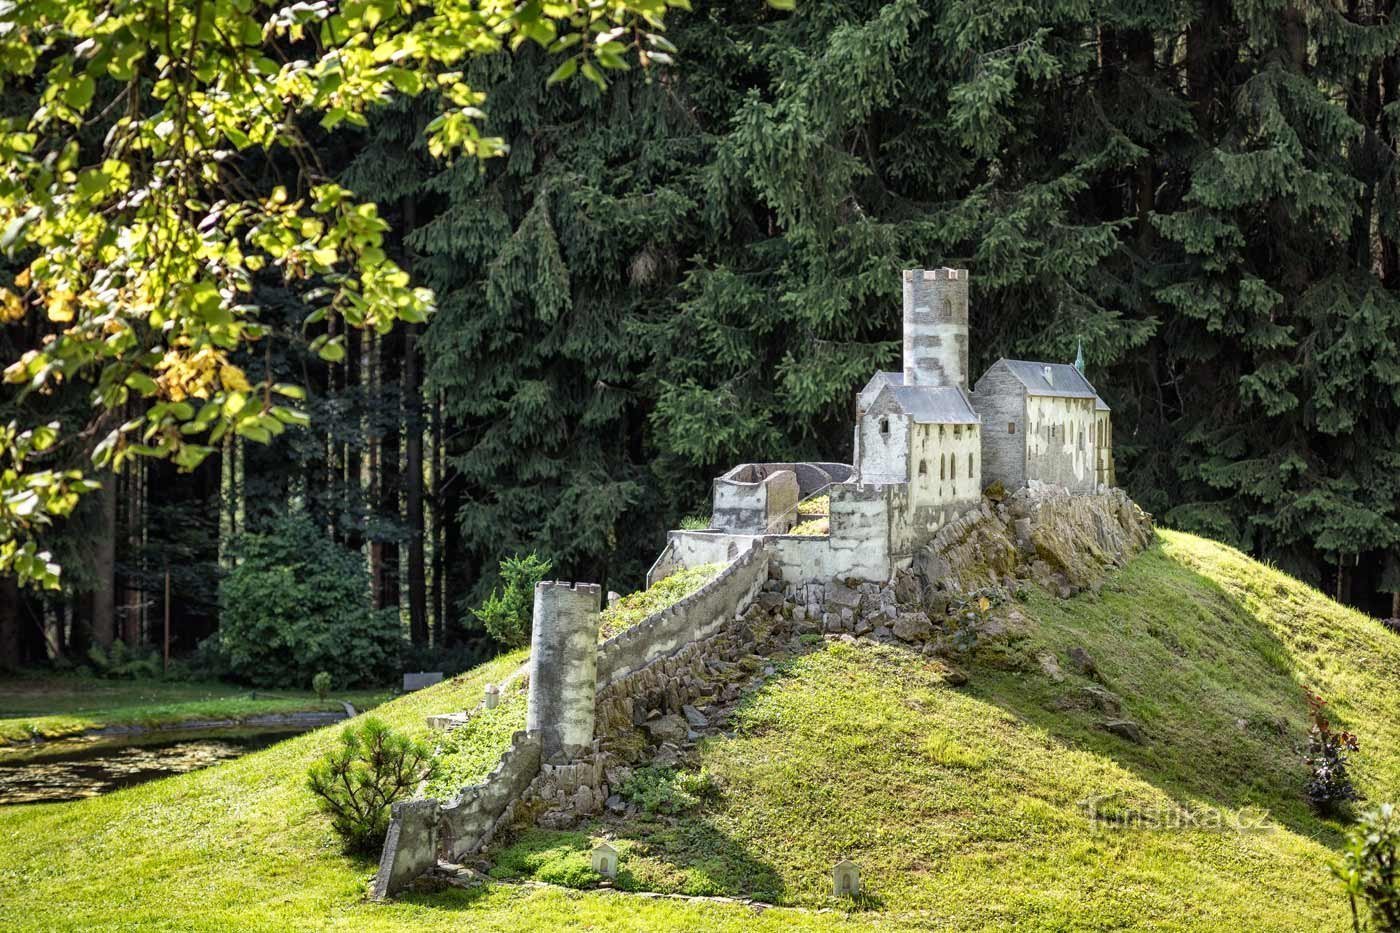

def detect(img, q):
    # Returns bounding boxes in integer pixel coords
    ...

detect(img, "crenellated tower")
[902,267,969,389]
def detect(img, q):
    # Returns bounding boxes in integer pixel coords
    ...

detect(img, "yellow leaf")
[220,364,251,393]
[47,291,74,323]
[0,288,24,323]
[977,596,990,612]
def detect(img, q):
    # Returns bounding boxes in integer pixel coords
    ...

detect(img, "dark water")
[0,729,304,805]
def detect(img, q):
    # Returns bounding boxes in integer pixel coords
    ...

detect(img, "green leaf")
[546,58,578,87]
[64,74,96,109]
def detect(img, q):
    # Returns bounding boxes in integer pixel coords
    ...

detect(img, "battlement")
[903,267,969,388]
[535,581,603,598]
[905,267,966,282]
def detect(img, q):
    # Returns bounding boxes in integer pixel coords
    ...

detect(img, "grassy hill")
[2,529,1398,930]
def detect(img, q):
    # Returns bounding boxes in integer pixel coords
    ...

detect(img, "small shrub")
[473,552,552,649]
[679,515,710,530]
[1335,803,1400,932]
[1303,688,1362,815]
[306,717,437,853]
[312,671,332,700]
[620,765,719,815]
[218,511,399,688]
[85,642,163,679]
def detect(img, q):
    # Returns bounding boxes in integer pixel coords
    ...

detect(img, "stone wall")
[438,730,542,860]
[970,365,1028,491]
[372,798,442,899]
[712,465,800,534]
[647,530,756,586]
[765,481,900,584]
[597,541,766,687]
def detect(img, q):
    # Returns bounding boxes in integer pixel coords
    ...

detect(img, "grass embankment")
[598,563,721,639]
[2,530,1399,929]
[0,677,390,746]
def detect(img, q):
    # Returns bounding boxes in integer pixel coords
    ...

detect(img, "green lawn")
[0,530,1396,929]
[0,675,392,746]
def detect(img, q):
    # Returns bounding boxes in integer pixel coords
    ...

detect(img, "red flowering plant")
[1303,689,1362,816]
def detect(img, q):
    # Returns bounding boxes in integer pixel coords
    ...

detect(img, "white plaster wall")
[856,411,909,483]
[767,481,897,584]
[1025,395,1098,492]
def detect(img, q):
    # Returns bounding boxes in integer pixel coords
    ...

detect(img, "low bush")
[679,515,710,530]
[85,642,163,679]
[473,552,552,649]
[1304,688,1362,815]
[217,511,399,688]
[312,672,332,700]
[1335,803,1400,931]
[620,765,719,815]
[306,717,437,852]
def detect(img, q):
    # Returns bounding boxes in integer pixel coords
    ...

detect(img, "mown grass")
[491,530,1400,929]
[1,530,1398,930]
[0,676,390,746]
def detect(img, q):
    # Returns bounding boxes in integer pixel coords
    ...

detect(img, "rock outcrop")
[915,486,1153,596]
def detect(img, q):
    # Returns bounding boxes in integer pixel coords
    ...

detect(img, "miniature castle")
[650,267,1114,587]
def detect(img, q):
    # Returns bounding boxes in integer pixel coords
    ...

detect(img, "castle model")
[649,268,1115,587]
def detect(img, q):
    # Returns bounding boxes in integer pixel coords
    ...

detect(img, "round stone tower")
[902,267,969,389]
[526,581,601,761]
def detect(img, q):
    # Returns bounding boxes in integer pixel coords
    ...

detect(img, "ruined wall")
[598,541,766,686]
[372,798,441,899]
[1025,395,1098,492]
[766,481,902,584]
[971,365,1028,490]
[438,731,542,860]
[712,466,800,534]
[648,530,756,585]
[527,582,601,760]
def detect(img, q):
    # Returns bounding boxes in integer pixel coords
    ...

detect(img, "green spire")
[1074,339,1085,374]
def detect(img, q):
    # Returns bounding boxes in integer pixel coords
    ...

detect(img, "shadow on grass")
[949,538,1367,848]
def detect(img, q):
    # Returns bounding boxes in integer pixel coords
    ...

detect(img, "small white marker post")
[484,683,500,710]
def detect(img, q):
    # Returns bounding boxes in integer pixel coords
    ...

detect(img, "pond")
[0,728,308,805]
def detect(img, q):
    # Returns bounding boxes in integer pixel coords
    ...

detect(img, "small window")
[951,457,957,480]
[939,424,946,439]
[954,425,962,438]
[940,455,946,480]
[968,452,973,475]
[879,417,889,437]
[918,459,928,476]
[1008,422,1016,434]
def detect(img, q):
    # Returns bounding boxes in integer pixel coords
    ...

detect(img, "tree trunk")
[431,387,445,646]
[92,471,117,647]
[406,322,427,646]
[0,575,18,672]
[378,327,401,615]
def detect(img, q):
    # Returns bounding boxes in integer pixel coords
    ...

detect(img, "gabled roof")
[857,371,905,411]
[871,383,980,424]
[990,359,1110,410]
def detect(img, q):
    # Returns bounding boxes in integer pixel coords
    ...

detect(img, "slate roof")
[994,359,1110,411]
[872,383,980,424]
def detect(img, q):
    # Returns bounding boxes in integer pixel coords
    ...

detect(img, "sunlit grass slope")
[2,529,1398,930]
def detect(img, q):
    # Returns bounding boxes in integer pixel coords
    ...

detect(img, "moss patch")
[599,564,722,639]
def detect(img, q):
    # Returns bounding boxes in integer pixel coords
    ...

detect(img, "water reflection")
[0,731,300,805]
